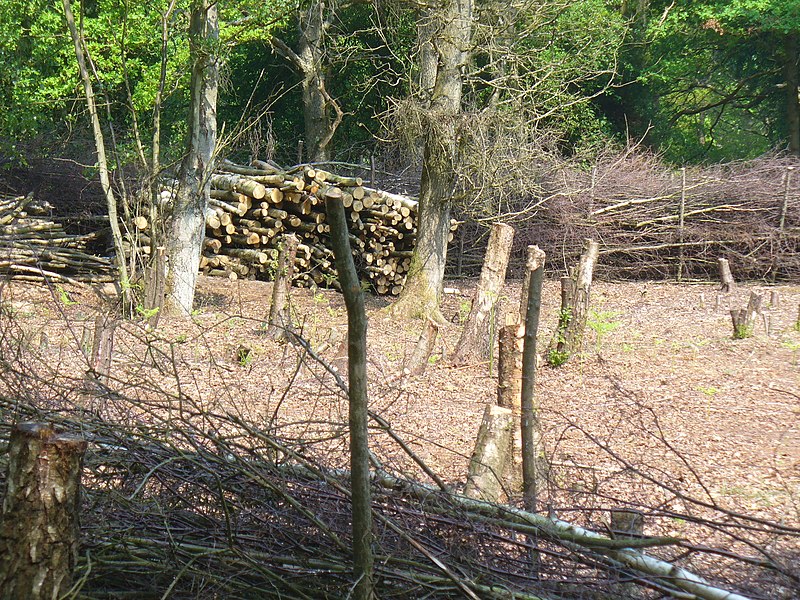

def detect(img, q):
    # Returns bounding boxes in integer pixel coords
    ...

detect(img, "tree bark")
[547,239,599,366]
[464,404,514,502]
[730,291,763,339]
[271,1,341,162]
[393,0,474,319]
[0,423,87,600]
[452,223,514,365]
[785,33,800,156]
[404,318,439,377]
[718,257,735,293]
[520,246,545,513]
[165,0,218,315]
[268,233,299,341]
[62,0,129,290]
[324,186,373,599]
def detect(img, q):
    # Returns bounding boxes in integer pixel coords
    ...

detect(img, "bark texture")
[404,318,439,377]
[464,404,514,502]
[785,33,800,156]
[520,246,546,513]
[0,423,87,600]
[267,233,299,341]
[166,0,218,315]
[324,186,374,599]
[718,257,735,293]
[547,239,599,366]
[393,0,474,318]
[452,222,514,365]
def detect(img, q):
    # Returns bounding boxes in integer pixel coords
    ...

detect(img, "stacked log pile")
[161,160,451,294]
[0,194,114,283]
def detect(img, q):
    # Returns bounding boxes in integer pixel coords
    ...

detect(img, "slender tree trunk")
[520,246,545,513]
[784,33,800,156]
[324,186,373,599]
[271,1,341,163]
[62,0,129,290]
[0,423,87,600]
[165,0,218,315]
[394,0,474,318]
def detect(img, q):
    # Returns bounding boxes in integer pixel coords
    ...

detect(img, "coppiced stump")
[547,239,599,366]
[452,222,514,365]
[718,258,735,293]
[464,404,514,502]
[0,423,87,600]
[267,233,300,341]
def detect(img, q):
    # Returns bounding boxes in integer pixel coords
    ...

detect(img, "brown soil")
[2,275,799,532]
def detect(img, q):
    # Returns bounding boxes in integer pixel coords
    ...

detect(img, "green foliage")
[733,323,754,339]
[587,309,621,353]
[56,284,77,306]
[135,305,159,320]
[547,349,570,367]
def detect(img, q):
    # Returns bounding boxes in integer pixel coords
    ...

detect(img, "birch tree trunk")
[393,0,474,319]
[165,0,218,315]
[452,222,514,365]
[0,423,87,600]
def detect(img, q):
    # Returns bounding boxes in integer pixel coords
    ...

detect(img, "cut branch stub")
[0,423,87,600]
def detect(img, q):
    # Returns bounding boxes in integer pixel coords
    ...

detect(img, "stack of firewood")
[0,193,114,283]
[142,160,456,295]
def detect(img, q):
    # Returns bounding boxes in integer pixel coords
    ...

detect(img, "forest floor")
[2,275,799,540]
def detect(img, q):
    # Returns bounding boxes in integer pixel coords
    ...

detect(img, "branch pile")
[140,160,456,294]
[513,154,800,281]
[0,306,794,600]
[0,193,114,283]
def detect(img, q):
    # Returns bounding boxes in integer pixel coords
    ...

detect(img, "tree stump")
[451,222,514,366]
[547,238,599,366]
[267,233,299,341]
[464,404,514,502]
[730,291,763,339]
[403,318,439,377]
[718,258,735,293]
[0,423,87,600]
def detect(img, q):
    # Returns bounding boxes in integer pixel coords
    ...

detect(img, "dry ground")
[2,275,799,536]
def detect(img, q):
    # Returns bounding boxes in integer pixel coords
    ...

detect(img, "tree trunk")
[268,233,299,341]
[404,318,439,377]
[547,239,599,366]
[464,404,514,502]
[0,423,87,600]
[393,0,474,319]
[165,0,218,315]
[520,246,545,513]
[298,1,338,162]
[452,222,514,365]
[785,33,800,156]
[62,0,129,291]
[324,186,373,600]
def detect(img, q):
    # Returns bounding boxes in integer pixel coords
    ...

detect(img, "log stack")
[155,160,456,295]
[0,193,114,283]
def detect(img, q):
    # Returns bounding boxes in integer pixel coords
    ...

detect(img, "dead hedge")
[454,153,800,282]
